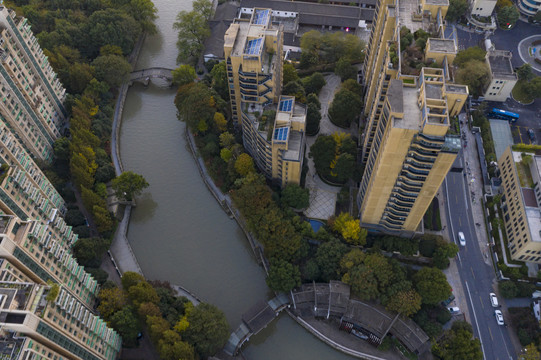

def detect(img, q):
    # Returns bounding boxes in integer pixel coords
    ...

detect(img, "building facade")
[518,0,540,17]
[359,0,468,234]
[499,147,541,263]
[483,50,517,102]
[0,6,67,162]
[224,9,306,186]
[470,0,497,17]
[0,281,120,360]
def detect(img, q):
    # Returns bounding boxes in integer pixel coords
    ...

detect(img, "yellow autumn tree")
[214,112,227,132]
[332,212,367,245]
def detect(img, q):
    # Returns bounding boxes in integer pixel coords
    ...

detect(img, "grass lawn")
[512,80,534,103]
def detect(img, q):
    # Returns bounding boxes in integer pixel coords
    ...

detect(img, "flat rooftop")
[526,206,541,242]
[489,119,513,161]
[425,83,442,99]
[282,131,303,161]
[398,86,422,130]
[427,38,455,53]
[446,84,468,94]
[488,51,516,79]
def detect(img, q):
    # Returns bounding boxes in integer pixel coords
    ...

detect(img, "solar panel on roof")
[253,9,270,25]
[273,127,289,141]
[279,99,293,112]
[244,38,263,55]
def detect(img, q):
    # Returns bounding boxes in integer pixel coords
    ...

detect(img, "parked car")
[441,294,456,307]
[490,293,499,307]
[528,129,536,142]
[495,310,504,325]
[458,231,466,246]
[448,307,460,314]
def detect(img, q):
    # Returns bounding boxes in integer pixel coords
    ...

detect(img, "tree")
[283,80,306,103]
[182,303,230,358]
[70,152,96,190]
[175,82,216,132]
[454,47,486,67]
[127,281,160,308]
[86,9,142,57]
[433,243,459,269]
[98,287,126,320]
[499,280,518,298]
[385,289,422,317]
[456,60,491,97]
[332,212,367,245]
[532,11,541,24]
[173,10,210,64]
[110,306,140,347]
[307,93,321,109]
[147,315,171,343]
[81,186,107,213]
[315,238,349,282]
[92,205,114,233]
[496,0,514,10]
[120,0,158,34]
[335,58,357,81]
[122,271,146,291]
[283,62,299,86]
[521,344,541,360]
[413,267,452,305]
[328,88,362,127]
[67,62,95,94]
[281,184,309,209]
[46,284,60,303]
[112,171,149,201]
[193,0,215,20]
[234,153,255,176]
[302,72,326,95]
[92,55,132,88]
[498,6,519,28]
[432,321,483,360]
[309,135,336,177]
[306,102,321,135]
[172,64,196,86]
[73,237,111,268]
[266,259,302,292]
[158,330,195,360]
[210,61,229,101]
[446,0,468,21]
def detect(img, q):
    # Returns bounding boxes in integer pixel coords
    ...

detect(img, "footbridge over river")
[129,67,174,86]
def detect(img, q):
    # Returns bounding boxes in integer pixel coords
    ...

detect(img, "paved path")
[304,74,347,220]
[109,206,143,275]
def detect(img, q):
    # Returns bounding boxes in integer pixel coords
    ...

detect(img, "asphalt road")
[443,170,515,360]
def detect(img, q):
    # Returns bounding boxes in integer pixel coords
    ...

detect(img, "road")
[443,168,516,360]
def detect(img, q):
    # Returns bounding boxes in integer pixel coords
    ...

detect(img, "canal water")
[119,0,355,358]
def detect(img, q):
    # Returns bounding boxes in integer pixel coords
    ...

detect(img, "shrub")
[499,281,518,298]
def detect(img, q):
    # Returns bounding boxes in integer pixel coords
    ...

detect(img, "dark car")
[528,129,536,142]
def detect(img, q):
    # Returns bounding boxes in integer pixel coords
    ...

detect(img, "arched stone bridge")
[129,67,174,85]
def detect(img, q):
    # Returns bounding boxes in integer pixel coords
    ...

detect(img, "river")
[119,0,354,359]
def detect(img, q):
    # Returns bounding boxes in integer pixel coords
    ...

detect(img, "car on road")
[528,129,536,142]
[448,307,460,314]
[458,231,466,246]
[495,310,504,325]
[490,293,500,307]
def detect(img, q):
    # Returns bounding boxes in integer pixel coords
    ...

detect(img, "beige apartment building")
[359,0,468,234]
[470,0,497,17]
[483,50,517,102]
[0,6,67,162]
[499,147,541,263]
[0,281,120,360]
[224,9,306,186]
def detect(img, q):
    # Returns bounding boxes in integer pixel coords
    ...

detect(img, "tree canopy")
[446,0,468,22]
[173,0,213,65]
[432,321,483,360]
[112,171,149,201]
[328,87,363,128]
[413,267,452,305]
[456,60,491,97]
[181,303,230,358]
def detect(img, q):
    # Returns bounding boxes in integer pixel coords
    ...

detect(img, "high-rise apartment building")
[358,0,468,234]
[224,9,306,186]
[0,280,121,360]
[0,6,67,162]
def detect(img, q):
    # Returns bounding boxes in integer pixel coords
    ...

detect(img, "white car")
[448,307,460,314]
[458,231,466,246]
[495,310,504,325]
[490,293,499,308]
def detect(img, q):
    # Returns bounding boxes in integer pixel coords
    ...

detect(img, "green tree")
[328,88,362,127]
[193,0,215,20]
[498,5,520,28]
[456,60,491,97]
[46,284,60,303]
[92,205,114,233]
[127,281,160,308]
[120,0,158,34]
[432,321,483,360]
[98,287,126,320]
[73,237,111,268]
[86,9,142,57]
[172,64,196,86]
[499,280,518,298]
[307,93,321,109]
[521,344,541,360]
[333,153,357,182]
[70,152,96,190]
[496,0,514,9]
[92,55,132,88]
[454,47,486,67]
[158,330,195,360]
[234,153,255,176]
[182,303,230,358]
[266,259,302,292]
[302,72,326,95]
[112,171,149,201]
[446,0,468,21]
[67,63,95,94]
[81,185,107,213]
[335,58,357,81]
[385,289,422,317]
[175,82,216,132]
[110,306,140,347]
[173,9,210,64]
[309,135,336,177]
[210,61,229,101]
[121,271,146,291]
[517,64,535,82]
[306,102,321,135]
[315,238,349,282]
[283,62,299,86]
[413,267,452,305]
[283,80,306,103]
[281,184,309,209]
[147,315,171,343]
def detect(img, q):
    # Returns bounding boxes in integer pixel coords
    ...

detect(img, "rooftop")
[426,38,456,53]
[487,50,517,80]
[398,86,423,130]
[489,119,513,161]
[445,84,468,94]
[525,206,541,243]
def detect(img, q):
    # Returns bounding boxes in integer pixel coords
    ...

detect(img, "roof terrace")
[487,50,517,80]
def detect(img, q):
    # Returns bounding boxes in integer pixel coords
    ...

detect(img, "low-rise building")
[499,147,541,263]
[470,0,497,17]
[484,50,517,102]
